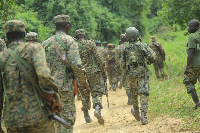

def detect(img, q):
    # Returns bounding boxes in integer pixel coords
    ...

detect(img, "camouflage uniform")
[107,43,117,90]
[149,36,165,79]
[0,20,59,133]
[122,27,156,125]
[75,29,106,110]
[26,32,38,42]
[42,15,87,133]
[0,38,7,51]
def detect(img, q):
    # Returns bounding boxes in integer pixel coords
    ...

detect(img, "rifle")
[103,78,109,108]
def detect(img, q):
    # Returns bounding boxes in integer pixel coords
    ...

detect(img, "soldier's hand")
[184,67,189,75]
[102,73,107,79]
[82,81,89,92]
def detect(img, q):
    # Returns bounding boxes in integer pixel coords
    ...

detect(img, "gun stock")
[103,78,109,108]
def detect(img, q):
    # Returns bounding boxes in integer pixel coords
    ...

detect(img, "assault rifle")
[103,78,109,108]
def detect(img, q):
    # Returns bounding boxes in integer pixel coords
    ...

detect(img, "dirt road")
[74,84,192,133]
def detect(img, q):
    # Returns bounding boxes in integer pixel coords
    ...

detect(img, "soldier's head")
[102,42,108,48]
[26,32,38,42]
[54,14,72,35]
[75,29,85,40]
[188,19,199,33]
[4,20,26,44]
[120,34,127,43]
[95,40,101,47]
[125,27,139,42]
[108,43,113,50]
[150,36,156,42]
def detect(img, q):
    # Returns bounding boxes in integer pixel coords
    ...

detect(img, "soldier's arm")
[186,48,195,67]
[141,44,156,61]
[32,44,59,93]
[91,42,106,73]
[66,40,86,85]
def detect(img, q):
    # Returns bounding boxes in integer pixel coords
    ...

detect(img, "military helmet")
[125,27,139,40]
[108,43,113,48]
[26,32,38,41]
[4,20,25,33]
[95,40,101,44]
[75,29,85,35]
[150,36,156,42]
[120,34,126,39]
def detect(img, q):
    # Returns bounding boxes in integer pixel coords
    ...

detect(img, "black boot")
[94,104,104,125]
[191,91,200,109]
[83,110,92,123]
[127,94,132,105]
[141,111,148,125]
[131,108,140,121]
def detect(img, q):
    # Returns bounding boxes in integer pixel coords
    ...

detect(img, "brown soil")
[74,84,192,133]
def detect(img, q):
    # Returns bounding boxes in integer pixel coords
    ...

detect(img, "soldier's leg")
[125,80,132,105]
[183,68,200,109]
[88,72,104,124]
[129,77,140,121]
[7,119,55,133]
[153,61,160,79]
[159,61,165,79]
[56,81,76,133]
[79,86,92,123]
[138,77,150,125]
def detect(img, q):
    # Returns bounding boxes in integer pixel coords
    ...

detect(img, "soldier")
[0,38,7,51]
[0,20,60,133]
[75,29,106,125]
[149,36,165,79]
[118,34,132,105]
[183,19,200,109]
[26,32,38,42]
[42,15,89,133]
[107,43,117,90]
[121,27,156,125]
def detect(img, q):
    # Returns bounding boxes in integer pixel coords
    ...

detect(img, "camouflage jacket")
[0,38,7,52]
[122,41,156,76]
[42,31,86,91]
[0,41,59,128]
[108,49,116,65]
[77,39,106,74]
[149,42,165,62]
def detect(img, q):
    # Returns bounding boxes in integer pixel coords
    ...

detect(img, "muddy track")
[74,84,192,133]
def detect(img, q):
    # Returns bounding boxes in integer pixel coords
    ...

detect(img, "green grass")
[145,26,200,131]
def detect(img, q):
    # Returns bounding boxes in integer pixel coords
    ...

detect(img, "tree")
[158,0,200,30]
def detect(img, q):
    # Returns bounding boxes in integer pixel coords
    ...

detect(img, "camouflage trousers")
[116,65,122,82]
[56,79,76,133]
[80,71,104,110]
[153,60,164,78]
[7,119,55,133]
[183,67,200,93]
[107,63,117,85]
[127,75,150,112]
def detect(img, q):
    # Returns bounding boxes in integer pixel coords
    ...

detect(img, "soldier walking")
[42,15,89,133]
[149,36,165,79]
[121,27,156,125]
[75,29,107,125]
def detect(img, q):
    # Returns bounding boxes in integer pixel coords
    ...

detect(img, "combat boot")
[131,108,140,121]
[141,111,148,125]
[83,110,92,123]
[127,94,132,105]
[94,104,104,125]
[191,90,200,109]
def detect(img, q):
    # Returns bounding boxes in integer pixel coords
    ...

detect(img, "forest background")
[1,0,200,131]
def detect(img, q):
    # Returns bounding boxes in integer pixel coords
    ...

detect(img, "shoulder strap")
[51,35,70,68]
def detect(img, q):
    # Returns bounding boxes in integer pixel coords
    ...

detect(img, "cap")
[150,36,157,42]
[75,29,85,35]
[4,20,25,33]
[26,32,38,41]
[54,14,71,23]
[120,34,126,39]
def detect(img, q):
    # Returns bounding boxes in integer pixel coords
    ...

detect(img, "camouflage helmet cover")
[26,32,38,41]
[54,14,71,23]
[75,29,85,35]
[108,43,113,48]
[4,20,25,33]
[150,36,157,42]
[125,27,139,40]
